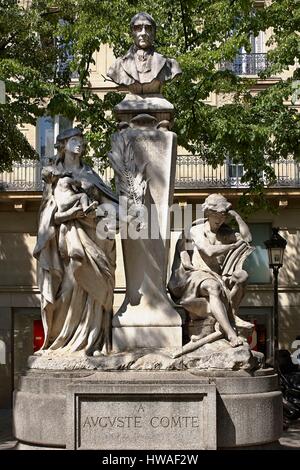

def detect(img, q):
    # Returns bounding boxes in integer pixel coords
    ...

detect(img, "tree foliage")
[0,0,59,167]
[1,0,300,209]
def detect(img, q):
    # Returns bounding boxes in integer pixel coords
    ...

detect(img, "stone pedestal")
[114,93,174,124]
[110,110,182,351]
[14,368,282,449]
[66,373,216,450]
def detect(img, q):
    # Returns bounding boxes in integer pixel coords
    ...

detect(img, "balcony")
[0,156,300,192]
[220,53,268,75]
[174,156,300,189]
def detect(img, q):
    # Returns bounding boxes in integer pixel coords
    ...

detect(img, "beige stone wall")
[89,46,118,90]
[0,211,38,288]
[19,123,35,149]
[0,233,36,286]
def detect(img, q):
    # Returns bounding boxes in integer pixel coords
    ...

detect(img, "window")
[244,223,272,284]
[236,31,266,75]
[227,160,245,187]
[36,115,72,162]
[221,31,268,75]
[56,19,79,80]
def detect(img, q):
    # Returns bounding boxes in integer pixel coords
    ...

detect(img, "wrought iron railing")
[0,160,44,192]
[175,156,300,189]
[0,158,112,192]
[220,53,268,75]
[0,155,300,191]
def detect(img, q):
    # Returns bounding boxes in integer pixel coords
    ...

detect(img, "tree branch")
[179,0,189,51]
[79,51,93,89]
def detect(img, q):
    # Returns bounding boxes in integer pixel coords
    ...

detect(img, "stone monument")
[108,12,182,350]
[13,13,282,451]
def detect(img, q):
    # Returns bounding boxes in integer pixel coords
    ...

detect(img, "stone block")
[66,374,217,450]
[13,369,282,449]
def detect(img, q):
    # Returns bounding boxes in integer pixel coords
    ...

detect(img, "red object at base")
[247,320,258,351]
[33,320,44,352]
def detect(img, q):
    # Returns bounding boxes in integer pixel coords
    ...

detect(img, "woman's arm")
[54,205,84,224]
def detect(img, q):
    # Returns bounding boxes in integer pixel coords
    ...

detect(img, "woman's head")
[55,128,85,162]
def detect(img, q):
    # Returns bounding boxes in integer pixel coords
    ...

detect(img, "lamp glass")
[269,247,284,267]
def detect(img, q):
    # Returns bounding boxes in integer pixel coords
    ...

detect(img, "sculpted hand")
[54,202,85,224]
[233,239,245,249]
[69,205,84,219]
[228,210,239,220]
[85,209,97,219]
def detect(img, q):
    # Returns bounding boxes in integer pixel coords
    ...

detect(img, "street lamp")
[264,227,287,368]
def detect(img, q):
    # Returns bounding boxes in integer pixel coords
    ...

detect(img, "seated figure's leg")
[179,276,210,318]
[228,270,254,331]
[200,279,243,347]
[229,269,248,317]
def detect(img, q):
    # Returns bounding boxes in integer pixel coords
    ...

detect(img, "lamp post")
[264,227,287,368]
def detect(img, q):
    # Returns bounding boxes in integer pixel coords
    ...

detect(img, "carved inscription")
[83,416,142,428]
[82,414,200,429]
[73,391,217,450]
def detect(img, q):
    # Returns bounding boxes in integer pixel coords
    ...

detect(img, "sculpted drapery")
[33,129,118,356]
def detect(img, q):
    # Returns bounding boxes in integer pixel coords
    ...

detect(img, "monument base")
[112,326,183,351]
[14,368,282,449]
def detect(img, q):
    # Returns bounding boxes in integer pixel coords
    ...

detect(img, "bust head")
[130,12,156,49]
[106,11,181,95]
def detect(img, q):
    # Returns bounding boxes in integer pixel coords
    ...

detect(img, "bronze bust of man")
[107,12,182,95]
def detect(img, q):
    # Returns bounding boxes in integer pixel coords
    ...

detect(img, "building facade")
[1,2,300,408]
